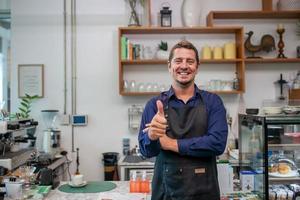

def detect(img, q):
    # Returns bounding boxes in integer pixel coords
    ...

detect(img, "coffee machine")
[41,110,61,156]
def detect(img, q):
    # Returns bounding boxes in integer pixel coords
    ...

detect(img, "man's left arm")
[160,96,228,157]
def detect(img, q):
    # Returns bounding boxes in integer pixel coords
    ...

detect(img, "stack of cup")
[224,42,236,59]
[201,46,212,59]
[213,46,223,59]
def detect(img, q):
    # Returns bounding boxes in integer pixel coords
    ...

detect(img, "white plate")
[269,170,299,178]
[68,181,87,188]
[263,107,282,115]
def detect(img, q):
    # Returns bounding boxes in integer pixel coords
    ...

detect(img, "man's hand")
[143,100,167,141]
[159,135,179,152]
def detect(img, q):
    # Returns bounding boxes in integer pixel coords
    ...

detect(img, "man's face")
[168,48,198,87]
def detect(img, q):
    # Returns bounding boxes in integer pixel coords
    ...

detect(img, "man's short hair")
[168,40,199,65]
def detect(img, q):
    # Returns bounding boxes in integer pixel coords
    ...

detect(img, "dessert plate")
[68,181,87,188]
[269,170,299,178]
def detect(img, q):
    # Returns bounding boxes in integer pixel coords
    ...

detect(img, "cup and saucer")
[68,174,87,188]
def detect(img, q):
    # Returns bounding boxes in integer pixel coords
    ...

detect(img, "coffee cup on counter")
[71,174,84,186]
[5,179,23,199]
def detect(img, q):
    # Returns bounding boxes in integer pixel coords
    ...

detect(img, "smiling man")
[138,40,228,200]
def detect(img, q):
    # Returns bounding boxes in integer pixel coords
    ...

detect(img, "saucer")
[68,181,87,188]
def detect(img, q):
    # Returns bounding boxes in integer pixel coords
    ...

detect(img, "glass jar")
[128,105,143,130]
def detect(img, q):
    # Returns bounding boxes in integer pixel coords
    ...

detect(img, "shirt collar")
[166,84,201,99]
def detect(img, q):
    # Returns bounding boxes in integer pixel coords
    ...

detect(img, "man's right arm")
[138,98,161,158]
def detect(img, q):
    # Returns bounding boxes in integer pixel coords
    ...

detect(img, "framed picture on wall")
[18,64,44,98]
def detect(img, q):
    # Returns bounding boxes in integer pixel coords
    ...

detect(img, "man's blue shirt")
[138,85,228,158]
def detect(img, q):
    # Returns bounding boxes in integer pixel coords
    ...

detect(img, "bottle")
[140,171,150,193]
[233,72,239,90]
[129,171,140,193]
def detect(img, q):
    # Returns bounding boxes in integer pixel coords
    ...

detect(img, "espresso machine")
[0,118,38,170]
[41,110,61,156]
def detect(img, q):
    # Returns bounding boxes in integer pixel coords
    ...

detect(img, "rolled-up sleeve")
[138,98,161,158]
[177,94,228,157]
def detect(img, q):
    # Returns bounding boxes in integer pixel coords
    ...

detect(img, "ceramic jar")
[181,0,202,27]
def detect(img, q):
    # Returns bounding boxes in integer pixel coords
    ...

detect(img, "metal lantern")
[160,6,172,27]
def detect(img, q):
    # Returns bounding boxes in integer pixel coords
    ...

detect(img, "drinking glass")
[146,83,153,92]
[129,80,137,92]
[159,84,166,92]
[123,80,129,92]
[152,83,159,92]
[138,83,145,92]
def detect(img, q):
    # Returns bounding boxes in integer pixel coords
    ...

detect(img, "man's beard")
[175,78,194,88]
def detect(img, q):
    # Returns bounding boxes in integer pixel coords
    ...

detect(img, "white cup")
[5,182,23,199]
[72,174,84,186]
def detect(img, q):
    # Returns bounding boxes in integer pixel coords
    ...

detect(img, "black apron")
[151,94,220,200]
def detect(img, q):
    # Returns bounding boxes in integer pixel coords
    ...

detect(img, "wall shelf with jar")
[206,9,300,62]
[118,26,245,96]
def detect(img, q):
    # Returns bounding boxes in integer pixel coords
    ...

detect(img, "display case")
[239,114,300,200]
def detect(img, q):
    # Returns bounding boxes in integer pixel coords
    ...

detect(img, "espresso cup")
[72,174,84,185]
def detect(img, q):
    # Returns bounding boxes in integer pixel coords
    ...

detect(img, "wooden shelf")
[121,60,167,65]
[207,10,300,26]
[201,59,243,63]
[245,58,300,63]
[121,59,243,65]
[119,26,243,34]
[118,26,245,95]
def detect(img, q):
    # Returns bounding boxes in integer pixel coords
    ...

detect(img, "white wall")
[10,0,300,181]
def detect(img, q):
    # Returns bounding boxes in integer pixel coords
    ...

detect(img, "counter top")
[19,181,150,200]
[48,181,150,200]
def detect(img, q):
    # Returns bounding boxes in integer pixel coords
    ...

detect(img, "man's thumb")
[156,100,164,116]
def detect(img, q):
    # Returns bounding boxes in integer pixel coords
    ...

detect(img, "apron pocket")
[163,163,213,198]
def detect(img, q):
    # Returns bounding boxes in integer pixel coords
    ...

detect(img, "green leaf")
[22,98,29,103]
[19,107,26,113]
[21,102,29,108]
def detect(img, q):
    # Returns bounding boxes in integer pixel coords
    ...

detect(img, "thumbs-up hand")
[156,100,164,116]
[145,100,167,141]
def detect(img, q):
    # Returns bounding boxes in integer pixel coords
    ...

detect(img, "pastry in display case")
[239,114,300,200]
[268,151,298,178]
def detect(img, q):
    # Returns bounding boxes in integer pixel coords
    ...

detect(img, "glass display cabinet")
[239,114,300,200]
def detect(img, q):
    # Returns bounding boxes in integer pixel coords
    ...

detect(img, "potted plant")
[17,94,39,119]
[156,41,169,60]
